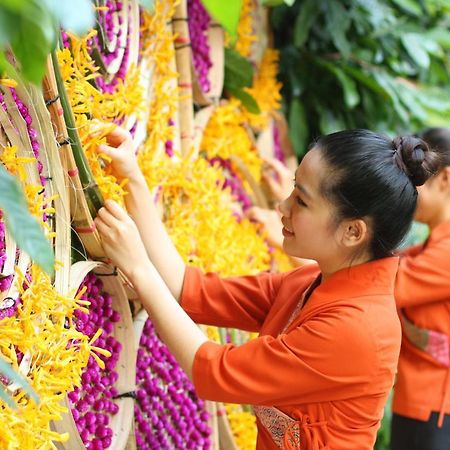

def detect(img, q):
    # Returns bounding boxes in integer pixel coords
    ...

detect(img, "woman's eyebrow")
[294,182,312,199]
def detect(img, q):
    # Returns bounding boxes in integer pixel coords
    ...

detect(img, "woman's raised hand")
[97,126,142,182]
[95,200,150,282]
[262,156,295,203]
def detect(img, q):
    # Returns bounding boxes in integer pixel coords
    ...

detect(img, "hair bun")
[392,136,440,186]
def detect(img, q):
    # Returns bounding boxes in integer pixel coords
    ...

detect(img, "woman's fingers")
[103,200,129,220]
[96,204,120,228]
[104,126,132,147]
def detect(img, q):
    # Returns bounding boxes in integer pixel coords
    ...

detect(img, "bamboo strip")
[230,154,269,209]
[45,54,105,259]
[24,80,71,294]
[173,0,195,156]
[191,22,225,106]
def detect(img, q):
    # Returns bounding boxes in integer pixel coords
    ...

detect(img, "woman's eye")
[296,197,306,207]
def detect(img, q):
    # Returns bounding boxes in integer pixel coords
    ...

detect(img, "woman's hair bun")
[392,136,441,186]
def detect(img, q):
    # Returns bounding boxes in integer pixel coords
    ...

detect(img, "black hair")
[315,129,440,259]
[417,127,450,168]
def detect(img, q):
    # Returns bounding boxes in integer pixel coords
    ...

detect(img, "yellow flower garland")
[228,0,257,59]
[200,100,263,184]
[0,149,104,448]
[244,49,283,131]
[57,32,144,205]
[140,1,180,157]
[138,151,271,276]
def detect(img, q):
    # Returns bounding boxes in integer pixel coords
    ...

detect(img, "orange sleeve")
[396,239,450,308]
[180,266,285,332]
[192,309,379,405]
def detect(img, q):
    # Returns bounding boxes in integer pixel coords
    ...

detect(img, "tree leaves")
[294,0,320,48]
[201,0,242,37]
[224,47,260,113]
[0,165,54,276]
[272,0,450,152]
[0,0,95,84]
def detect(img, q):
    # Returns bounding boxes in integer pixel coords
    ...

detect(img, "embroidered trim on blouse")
[401,311,450,367]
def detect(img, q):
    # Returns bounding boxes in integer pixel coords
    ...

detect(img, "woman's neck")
[319,251,372,282]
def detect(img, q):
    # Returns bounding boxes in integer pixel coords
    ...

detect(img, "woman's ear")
[438,167,450,192]
[339,218,369,249]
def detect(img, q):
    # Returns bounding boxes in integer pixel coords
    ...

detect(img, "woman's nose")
[279,195,291,217]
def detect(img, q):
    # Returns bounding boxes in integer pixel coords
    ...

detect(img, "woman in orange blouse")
[392,128,450,450]
[95,128,439,449]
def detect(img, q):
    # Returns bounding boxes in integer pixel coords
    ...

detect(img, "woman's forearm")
[124,174,186,300]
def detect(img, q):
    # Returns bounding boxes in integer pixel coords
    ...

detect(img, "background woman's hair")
[315,129,440,259]
[417,127,450,168]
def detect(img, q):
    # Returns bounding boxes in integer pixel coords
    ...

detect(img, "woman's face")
[278,149,341,263]
[414,169,449,228]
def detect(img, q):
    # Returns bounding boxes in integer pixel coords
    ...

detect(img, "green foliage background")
[271,0,450,158]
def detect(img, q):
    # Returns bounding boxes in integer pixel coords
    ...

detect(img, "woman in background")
[392,128,450,450]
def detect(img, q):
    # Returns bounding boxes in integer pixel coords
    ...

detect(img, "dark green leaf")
[293,0,320,48]
[288,98,308,158]
[227,85,260,114]
[317,60,360,108]
[334,67,360,108]
[0,166,54,276]
[325,0,351,58]
[264,0,295,7]
[224,47,254,89]
[201,0,241,37]
[340,65,391,98]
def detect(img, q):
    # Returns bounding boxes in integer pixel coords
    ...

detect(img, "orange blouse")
[394,219,450,427]
[181,258,401,449]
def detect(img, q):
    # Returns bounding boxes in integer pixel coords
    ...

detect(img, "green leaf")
[0,166,55,276]
[224,47,254,89]
[201,0,241,37]
[42,0,95,36]
[9,1,57,84]
[326,0,351,58]
[293,0,320,48]
[317,60,360,108]
[401,33,430,69]
[0,0,28,13]
[0,8,18,46]
[262,0,295,6]
[333,67,360,108]
[288,98,308,158]
[317,106,345,135]
[391,0,422,16]
[0,357,39,406]
[340,65,391,98]
[227,85,260,114]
